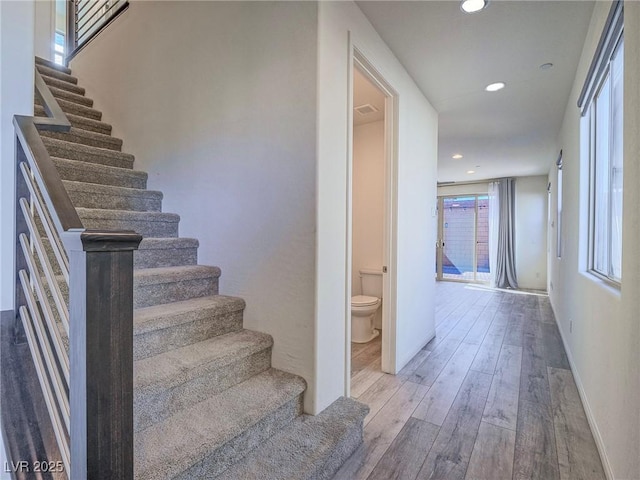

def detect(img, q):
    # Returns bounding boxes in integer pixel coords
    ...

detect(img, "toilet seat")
[351,295,379,307]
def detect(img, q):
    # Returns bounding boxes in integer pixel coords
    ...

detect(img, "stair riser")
[55,272,218,309]
[34,105,111,135]
[50,87,93,107]
[44,139,133,169]
[135,348,272,432]
[78,215,179,238]
[42,75,85,95]
[36,97,101,121]
[172,396,303,480]
[67,188,162,212]
[40,129,122,151]
[314,417,366,480]
[54,159,147,189]
[36,65,77,84]
[35,57,72,75]
[133,276,218,309]
[134,245,197,269]
[134,309,243,361]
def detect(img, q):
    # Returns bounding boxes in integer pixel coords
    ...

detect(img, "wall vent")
[354,104,379,115]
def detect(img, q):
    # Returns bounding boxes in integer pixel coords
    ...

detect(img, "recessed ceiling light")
[540,63,554,70]
[452,154,463,159]
[485,82,505,92]
[467,170,475,174]
[461,0,488,14]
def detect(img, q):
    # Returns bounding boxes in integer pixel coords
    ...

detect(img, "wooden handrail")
[14,69,81,233]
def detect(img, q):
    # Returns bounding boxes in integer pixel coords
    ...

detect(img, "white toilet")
[351,269,383,343]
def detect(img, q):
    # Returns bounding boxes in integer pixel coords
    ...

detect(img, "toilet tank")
[360,269,383,298]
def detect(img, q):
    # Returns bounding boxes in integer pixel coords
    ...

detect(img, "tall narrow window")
[556,151,563,259]
[579,1,623,284]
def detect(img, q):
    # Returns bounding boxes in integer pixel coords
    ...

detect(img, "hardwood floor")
[335,282,606,480]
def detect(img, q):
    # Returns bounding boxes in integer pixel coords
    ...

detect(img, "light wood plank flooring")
[336,282,606,480]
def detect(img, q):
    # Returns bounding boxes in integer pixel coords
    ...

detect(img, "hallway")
[337,281,605,480]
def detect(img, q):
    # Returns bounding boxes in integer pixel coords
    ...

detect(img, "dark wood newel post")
[69,230,142,480]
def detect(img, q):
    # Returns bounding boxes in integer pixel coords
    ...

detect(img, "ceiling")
[356,0,595,183]
[353,67,385,126]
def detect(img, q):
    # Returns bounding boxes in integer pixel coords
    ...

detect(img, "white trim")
[347,47,399,376]
[344,32,354,397]
[550,302,615,480]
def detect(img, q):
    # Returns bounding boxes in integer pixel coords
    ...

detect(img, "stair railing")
[65,0,130,62]
[13,67,140,479]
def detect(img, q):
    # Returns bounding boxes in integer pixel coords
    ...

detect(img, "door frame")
[345,43,399,396]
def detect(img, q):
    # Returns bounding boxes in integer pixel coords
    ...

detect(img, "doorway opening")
[347,50,398,396]
[436,194,490,283]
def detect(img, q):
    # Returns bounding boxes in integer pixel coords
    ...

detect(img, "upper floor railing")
[13,60,140,479]
[65,0,129,62]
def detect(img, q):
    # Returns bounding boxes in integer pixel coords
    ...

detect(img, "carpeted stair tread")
[62,180,162,212]
[43,137,133,168]
[41,74,85,95]
[135,329,272,390]
[135,237,199,269]
[34,105,112,135]
[36,96,101,120]
[35,56,72,75]
[48,85,93,107]
[76,207,179,237]
[40,126,122,151]
[133,294,244,360]
[134,265,221,285]
[134,330,274,431]
[53,157,146,189]
[216,397,369,480]
[35,64,77,84]
[134,294,243,335]
[133,265,221,308]
[134,369,306,480]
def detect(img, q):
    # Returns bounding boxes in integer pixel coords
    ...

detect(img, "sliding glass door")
[436,195,490,283]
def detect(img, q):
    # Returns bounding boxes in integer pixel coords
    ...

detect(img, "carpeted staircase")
[33,56,367,480]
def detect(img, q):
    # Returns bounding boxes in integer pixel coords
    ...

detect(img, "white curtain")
[488,182,499,288]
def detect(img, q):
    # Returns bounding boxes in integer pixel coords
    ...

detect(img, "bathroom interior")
[350,66,386,390]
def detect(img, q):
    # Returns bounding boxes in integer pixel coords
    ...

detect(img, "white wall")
[515,175,547,290]
[352,120,384,296]
[548,2,640,478]
[34,0,54,61]
[317,2,438,412]
[70,1,319,411]
[0,1,36,312]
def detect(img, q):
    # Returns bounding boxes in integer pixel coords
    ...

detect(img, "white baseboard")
[550,303,615,480]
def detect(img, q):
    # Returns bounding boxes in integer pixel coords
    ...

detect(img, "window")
[579,1,623,284]
[556,151,563,259]
[54,31,65,65]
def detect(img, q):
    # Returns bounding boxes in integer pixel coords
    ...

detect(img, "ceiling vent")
[354,104,379,116]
